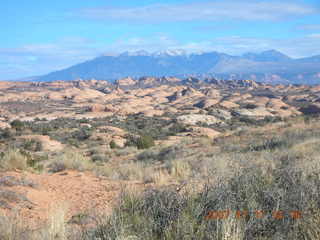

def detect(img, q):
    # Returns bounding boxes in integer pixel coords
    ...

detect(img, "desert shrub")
[126,134,155,149]
[196,165,320,239]
[246,137,289,152]
[66,138,81,147]
[113,147,139,158]
[244,103,257,109]
[303,115,312,124]
[222,126,320,154]
[299,104,320,115]
[109,140,117,149]
[83,149,320,240]
[0,215,35,240]
[22,139,43,152]
[137,145,188,165]
[125,134,137,147]
[238,116,258,125]
[99,115,175,140]
[94,161,149,181]
[0,205,72,240]
[10,120,25,131]
[85,188,187,240]
[167,122,187,136]
[91,154,105,162]
[0,149,28,171]
[157,145,180,161]
[72,127,92,141]
[167,159,192,180]
[0,176,36,188]
[0,189,30,208]
[261,116,282,124]
[136,148,160,163]
[136,135,155,149]
[79,118,90,124]
[0,128,13,140]
[141,145,183,162]
[48,161,67,173]
[48,151,93,173]
[25,154,46,172]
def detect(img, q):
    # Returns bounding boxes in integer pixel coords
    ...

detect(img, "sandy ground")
[0,170,145,228]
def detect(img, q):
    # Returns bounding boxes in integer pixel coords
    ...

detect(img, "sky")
[1,0,320,80]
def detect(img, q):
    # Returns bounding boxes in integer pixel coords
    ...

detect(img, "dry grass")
[47,203,68,240]
[4,117,320,239]
[152,169,172,185]
[168,159,192,180]
[48,150,93,173]
[75,117,320,239]
[0,149,28,171]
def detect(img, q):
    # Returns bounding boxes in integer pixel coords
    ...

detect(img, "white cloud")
[2,33,320,80]
[297,24,320,31]
[79,0,317,22]
[212,35,320,58]
[105,35,178,54]
[0,37,101,80]
[105,34,320,58]
[307,33,320,38]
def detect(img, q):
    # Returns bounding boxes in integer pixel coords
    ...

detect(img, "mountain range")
[35,50,320,84]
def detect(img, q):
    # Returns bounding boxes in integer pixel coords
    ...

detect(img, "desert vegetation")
[1,79,320,239]
[1,114,320,239]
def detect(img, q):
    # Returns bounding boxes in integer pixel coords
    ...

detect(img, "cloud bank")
[79,0,317,22]
[0,38,100,80]
[2,33,320,80]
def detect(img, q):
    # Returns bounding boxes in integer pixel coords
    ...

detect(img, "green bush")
[109,140,117,149]
[125,134,155,149]
[10,120,25,131]
[22,139,43,152]
[72,127,92,141]
[0,128,12,139]
[136,135,155,149]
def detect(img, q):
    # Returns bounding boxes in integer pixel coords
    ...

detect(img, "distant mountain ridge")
[35,50,320,84]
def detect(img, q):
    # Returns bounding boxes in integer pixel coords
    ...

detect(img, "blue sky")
[1,0,320,80]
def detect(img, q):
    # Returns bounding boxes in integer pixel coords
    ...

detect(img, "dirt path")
[0,170,145,228]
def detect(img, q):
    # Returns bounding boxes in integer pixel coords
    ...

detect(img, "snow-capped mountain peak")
[152,49,188,57]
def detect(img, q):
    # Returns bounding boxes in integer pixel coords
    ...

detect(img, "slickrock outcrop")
[219,101,239,109]
[88,104,106,112]
[187,126,221,139]
[110,136,126,148]
[202,88,221,97]
[17,135,63,151]
[233,107,273,118]
[208,109,232,120]
[99,126,127,136]
[177,114,221,125]
[0,121,10,129]
[116,77,136,86]
[140,109,164,117]
[0,78,315,125]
